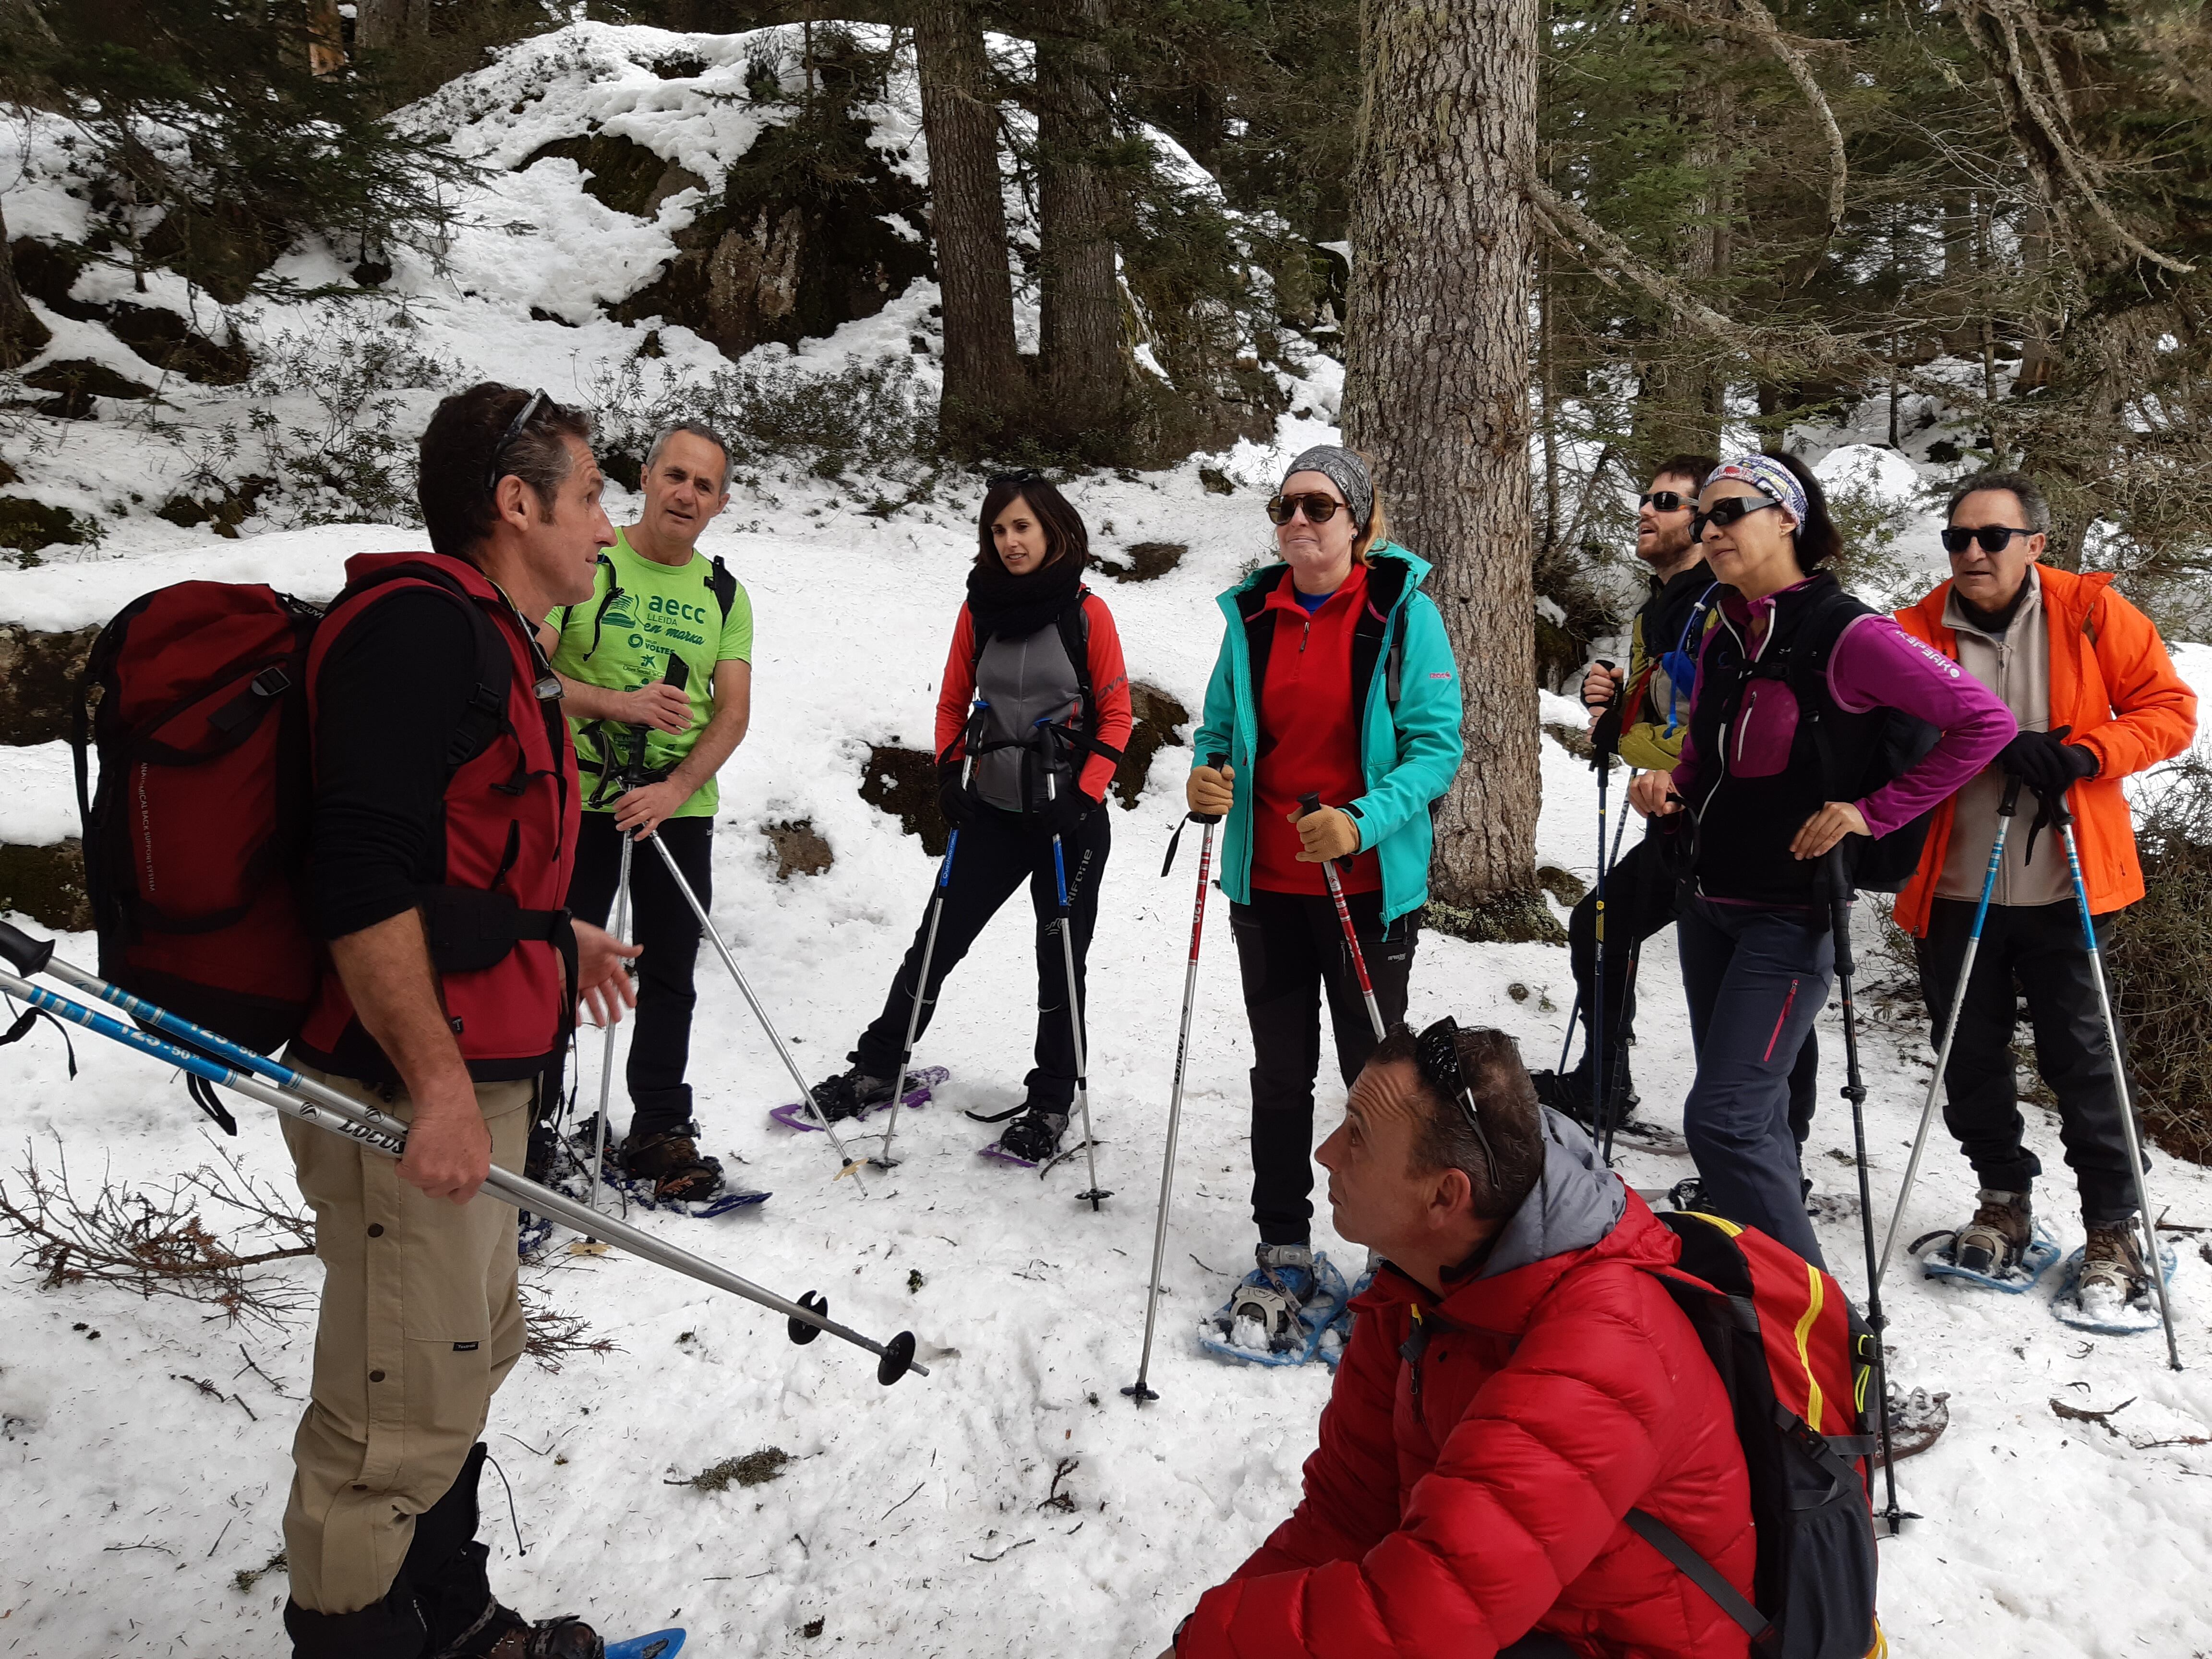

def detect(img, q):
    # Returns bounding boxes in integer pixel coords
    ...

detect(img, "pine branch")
[1725,0,1848,245]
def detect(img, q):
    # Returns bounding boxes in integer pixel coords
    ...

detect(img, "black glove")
[1997,725,2096,801]
[1050,781,1094,840]
[936,761,969,829]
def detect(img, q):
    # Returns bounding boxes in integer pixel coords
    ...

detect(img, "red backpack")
[1632,1209,1884,1659]
[72,566,517,1124]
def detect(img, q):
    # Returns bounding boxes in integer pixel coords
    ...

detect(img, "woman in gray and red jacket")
[807,472,1132,1165]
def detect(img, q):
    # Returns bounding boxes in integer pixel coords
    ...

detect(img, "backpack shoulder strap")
[1051,591,1123,767]
[708,554,738,623]
[337,562,515,776]
[1624,1508,1772,1643]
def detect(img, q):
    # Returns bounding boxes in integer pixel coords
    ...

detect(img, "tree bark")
[916,0,1024,456]
[1034,0,1132,454]
[0,193,50,371]
[354,0,423,53]
[1343,0,1549,938]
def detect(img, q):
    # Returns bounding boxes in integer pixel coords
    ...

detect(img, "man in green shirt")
[542,421,754,1202]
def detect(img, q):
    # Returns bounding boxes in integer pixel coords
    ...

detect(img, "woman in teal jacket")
[1187,445,1463,1347]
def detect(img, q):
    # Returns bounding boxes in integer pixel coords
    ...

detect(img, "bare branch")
[1525,176,1752,344]
[1728,0,1849,241]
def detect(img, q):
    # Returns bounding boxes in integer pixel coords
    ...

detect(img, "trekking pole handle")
[1296,791,1357,874]
[1998,774,2023,817]
[0,919,53,976]
[1191,750,1229,826]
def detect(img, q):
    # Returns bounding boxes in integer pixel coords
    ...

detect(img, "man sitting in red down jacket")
[1164,1020,1755,1659]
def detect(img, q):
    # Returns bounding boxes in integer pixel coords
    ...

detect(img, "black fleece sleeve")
[308,590,477,941]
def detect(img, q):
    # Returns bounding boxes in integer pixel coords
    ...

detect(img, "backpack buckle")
[251,666,291,697]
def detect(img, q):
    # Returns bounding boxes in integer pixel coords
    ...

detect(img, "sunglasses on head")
[1638,490,1692,513]
[1690,493,1783,541]
[987,468,1045,489]
[1412,1016,1501,1190]
[484,387,548,498]
[1941,524,2034,555]
[1267,492,1349,526]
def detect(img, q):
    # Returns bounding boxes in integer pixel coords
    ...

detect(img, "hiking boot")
[1531,1052,1635,1131]
[618,1125,723,1205]
[436,1604,603,1659]
[1954,1188,2033,1276]
[997,1106,1070,1164]
[2077,1218,2151,1311]
[808,1066,896,1123]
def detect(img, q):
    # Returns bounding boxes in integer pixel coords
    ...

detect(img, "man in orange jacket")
[1893,470,2196,1310]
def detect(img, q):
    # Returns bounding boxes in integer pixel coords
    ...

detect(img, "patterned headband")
[1280,445,1374,534]
[1704,455,1808,526]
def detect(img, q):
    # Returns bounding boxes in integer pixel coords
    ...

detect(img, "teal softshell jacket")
[1193,545,1464,923]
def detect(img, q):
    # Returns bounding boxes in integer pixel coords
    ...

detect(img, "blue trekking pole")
[1876,775,2022,1290]
[2053,790,2182,1371]
[0,923,928,1383]
[876,701,988,1169]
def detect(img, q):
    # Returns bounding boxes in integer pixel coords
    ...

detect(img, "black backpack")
[1632,1209,1884,1659]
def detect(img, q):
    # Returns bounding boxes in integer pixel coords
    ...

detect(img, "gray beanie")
[1280,445,1373,535]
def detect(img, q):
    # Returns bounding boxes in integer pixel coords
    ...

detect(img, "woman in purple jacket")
[1633,453,2013,1262]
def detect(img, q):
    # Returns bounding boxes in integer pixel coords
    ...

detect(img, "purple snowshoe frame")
[769,1067,948,1132]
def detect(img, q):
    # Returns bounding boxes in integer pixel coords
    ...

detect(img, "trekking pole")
[1821,847,1909,1535]
[1043,762,1111,1210]
[0,928,926,1383]
[2054,791,2183,1371]
[646,834,869,1187]
[1551,777,1635,1082]
[1124,752,1227,1405]
[587,653,687,1213]
[1298,793,1387,1042]
[1875,775,2022,1291]
[877,701,988,1170]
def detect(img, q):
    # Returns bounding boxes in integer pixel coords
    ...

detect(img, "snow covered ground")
[7,21,2212,1656]
[5,486,2212,1658]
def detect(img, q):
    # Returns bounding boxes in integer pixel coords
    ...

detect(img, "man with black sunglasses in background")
[1890,471,2195,1311]
[1533,455,1742,1127]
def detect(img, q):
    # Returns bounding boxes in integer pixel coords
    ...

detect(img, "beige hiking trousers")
[280,1065,531,1614]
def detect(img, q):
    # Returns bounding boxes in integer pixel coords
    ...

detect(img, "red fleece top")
[934,593,1132,805]
[1255,563,1381,895]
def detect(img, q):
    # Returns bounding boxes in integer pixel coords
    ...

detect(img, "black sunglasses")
[1691,494,1782,541]
[1638,490,1692,512]
[484,387,548,498]
[1413,1017,1501,1190]
[1267,492,1349,526]
[1941,524,2034,555]
[987,468,1046,489]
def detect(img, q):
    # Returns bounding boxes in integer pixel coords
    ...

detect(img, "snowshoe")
[1875,1386,1951,1468]
[2051,1222,2178,1335]
[1199,1244,1352,1369]
[1912,1189,2060,1293]
[556,1121,769,1221]
[437,1604,603,1658]
[772,1066,946,1131]
[981,1106,1069,1168]
[605,1635,684,1659]
[1532,1053,1636,1133]
[620,1127,725,1206]
[1315,1253,1380,1370]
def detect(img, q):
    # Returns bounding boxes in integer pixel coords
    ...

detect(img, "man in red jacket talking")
[1164,1021,1755,1659]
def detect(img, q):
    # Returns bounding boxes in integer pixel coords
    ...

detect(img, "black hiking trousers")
[853,799,1110,1111]
[1568,830,1820,1143]
[568,811,714,1142]
[1914,896,2142,1223]
[1232,887,1419,1247]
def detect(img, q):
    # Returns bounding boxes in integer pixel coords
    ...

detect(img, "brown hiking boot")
[1954,1188,2033,1276]
[618,1126,723,1205]
[2077,1219,2151,1312]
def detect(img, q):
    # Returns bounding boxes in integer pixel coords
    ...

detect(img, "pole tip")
[1120,1382,1159,1404]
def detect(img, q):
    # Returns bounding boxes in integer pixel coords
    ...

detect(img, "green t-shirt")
[548,529,754,818]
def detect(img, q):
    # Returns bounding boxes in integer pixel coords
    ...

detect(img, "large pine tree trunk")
[1343,0,1551,940]
[0,194,51,371]
[1034,0,1131,455]
[354,0,423,53]
[917,0,1024,456]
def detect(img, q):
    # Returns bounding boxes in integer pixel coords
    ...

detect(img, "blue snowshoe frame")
[1200,1253,1353,1369]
